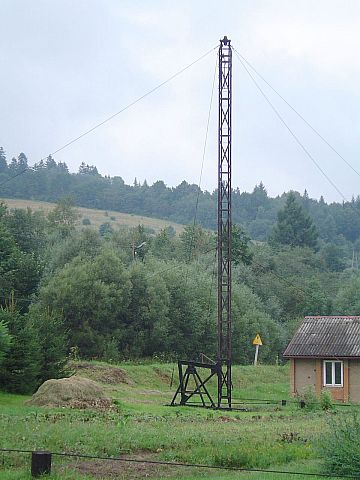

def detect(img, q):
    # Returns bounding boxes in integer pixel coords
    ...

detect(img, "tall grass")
[320,410,360,476]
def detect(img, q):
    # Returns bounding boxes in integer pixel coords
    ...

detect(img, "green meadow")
[0,363,349,479]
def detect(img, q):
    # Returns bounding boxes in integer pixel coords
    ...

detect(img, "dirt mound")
[26,376,113,409]
[72,362,134,386]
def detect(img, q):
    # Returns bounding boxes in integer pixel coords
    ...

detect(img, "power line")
[0,168,32,187]
[233,49,349,204]
[0,448,358,478]
[0,46,217,189]
[194,55,218,225]
[50,47,216,158]
[234,49,360,180]
[185,53,217,275]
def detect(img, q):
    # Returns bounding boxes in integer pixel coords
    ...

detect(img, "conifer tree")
[0,320,11,366]
[28,306,69,382]
[0,307,41,394]
[269,192,318,250]
[0,147,7,173]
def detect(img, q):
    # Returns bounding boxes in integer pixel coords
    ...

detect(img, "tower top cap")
[221,36,231,45]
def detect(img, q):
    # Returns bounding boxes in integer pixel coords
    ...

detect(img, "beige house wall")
[349,360,360,402]
[293,358,316,395]
[291,358,353,402]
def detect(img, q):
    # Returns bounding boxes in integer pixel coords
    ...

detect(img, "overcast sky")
[1,0,360,202]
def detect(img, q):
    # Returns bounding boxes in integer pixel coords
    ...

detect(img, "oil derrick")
[171,36,232,409]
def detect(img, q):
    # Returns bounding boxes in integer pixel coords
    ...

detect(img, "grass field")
[0,363,349,479]
[0,198,185,234]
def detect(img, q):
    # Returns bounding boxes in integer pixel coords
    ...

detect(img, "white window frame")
[323,360,343,387]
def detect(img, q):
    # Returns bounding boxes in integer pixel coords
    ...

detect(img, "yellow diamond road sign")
[252,334,263,346]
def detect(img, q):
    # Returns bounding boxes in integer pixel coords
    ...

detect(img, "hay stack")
[26,376,113,409]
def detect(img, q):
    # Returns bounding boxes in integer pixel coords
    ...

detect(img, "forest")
[2,148,360,249]
[1,147,360,395]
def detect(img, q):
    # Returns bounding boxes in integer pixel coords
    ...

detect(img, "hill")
[1,151,360,246]
[0,197,185,234]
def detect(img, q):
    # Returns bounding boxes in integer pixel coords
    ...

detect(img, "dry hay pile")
[26,376,113,409]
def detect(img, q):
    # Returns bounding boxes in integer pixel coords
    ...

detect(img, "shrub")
[82,218,91,225]
[99,222,114,237]
[320,390,333,411]
[320,411,360,476]
[299,386,319,411]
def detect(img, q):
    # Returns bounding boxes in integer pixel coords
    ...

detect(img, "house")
[283,316,360,402]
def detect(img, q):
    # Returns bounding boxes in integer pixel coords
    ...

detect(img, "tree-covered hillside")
[0,191,360,393]
[1,146,360,395]
[2,148,360,256]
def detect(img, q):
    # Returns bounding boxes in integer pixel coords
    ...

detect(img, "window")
[323,360,343,387]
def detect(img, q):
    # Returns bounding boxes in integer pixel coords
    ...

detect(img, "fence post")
[31,451,52,477]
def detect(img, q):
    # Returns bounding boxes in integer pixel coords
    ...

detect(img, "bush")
[99,222,114,237]
[320,390,333,411]
[320,411,360,476]
[299,386,319,411]
[82,218,91,225]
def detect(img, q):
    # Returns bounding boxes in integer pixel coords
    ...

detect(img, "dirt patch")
[25,376,114,410]
[218,415,237,422]
[154,367,171,384]
[67,453,180,479]
[72,362,134,386]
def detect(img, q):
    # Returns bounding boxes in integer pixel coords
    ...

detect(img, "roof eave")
[283,355,360,359]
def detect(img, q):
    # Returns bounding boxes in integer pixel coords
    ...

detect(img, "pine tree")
[45,154,57,169]
[28,306,69,382]
[57,161,69,172]
[302,189,310,211]
[0,307,41,394]
[269,192,318,250]
[0,320,11,366]
[17,152,28,171]
[8,157,18,172]
[0,147,7,173]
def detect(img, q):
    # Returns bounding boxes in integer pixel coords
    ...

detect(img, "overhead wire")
[0,45,217,189]
[186,52,218,264]
[233,48,360,180]
[232,48,349,204]
[0,448,358,478]
[1,42,354,328]
[146,47,217,283]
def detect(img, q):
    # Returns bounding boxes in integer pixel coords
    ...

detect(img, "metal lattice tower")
[171,36,233,410]
[217,36,232,408]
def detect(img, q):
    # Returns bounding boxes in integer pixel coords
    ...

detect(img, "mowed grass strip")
[0,364,334,479]
[0,197,185,233]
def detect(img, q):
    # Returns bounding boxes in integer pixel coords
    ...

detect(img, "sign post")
[252,334,263,366]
